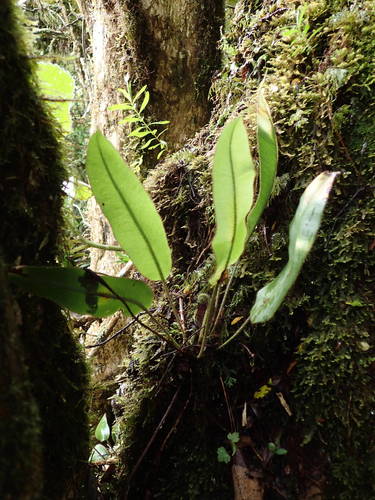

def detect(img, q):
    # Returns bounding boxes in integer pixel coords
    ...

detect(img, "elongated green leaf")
[134,85,147,101]
[129,129,151,138]
[210,118,256,285]
[108,103,133,111]
[247,92,278,237]
[95,414,110,442]
[117,87,131,100]
[87,132,172,280]
[141,138,156,149]
[250,172,338,323]
[150,120,170,125]
[139,91,150,113]
[119,116,141,124]
[9,266,153,317]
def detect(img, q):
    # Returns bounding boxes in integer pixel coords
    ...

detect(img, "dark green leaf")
[9,266,153,317]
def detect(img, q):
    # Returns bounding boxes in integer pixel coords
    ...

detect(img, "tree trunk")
[75,0,374,498]
[0,2,88,498]
[81,0,223,149]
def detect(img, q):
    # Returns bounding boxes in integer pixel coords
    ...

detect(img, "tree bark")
[81,0,224,149]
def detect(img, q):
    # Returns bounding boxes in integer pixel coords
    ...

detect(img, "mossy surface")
[0,1,88,498]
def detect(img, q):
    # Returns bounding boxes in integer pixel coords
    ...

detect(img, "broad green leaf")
[36,62,74,134]
[210,118,255,285]
[86,132,172,280]
[250,172,338,323]
[275,448,288,455]
[9,266,153,317]
[95,414,110,442]
[247,92,278,237]
[139,91,150,113]
[89,444,109,463]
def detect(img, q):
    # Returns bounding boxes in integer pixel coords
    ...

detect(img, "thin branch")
[220,376,235,432]
[85,316,139,348]
[75,238,124,252]
[41,96,81,102]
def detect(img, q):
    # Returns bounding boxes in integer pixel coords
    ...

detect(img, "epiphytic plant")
[9,91,338,355]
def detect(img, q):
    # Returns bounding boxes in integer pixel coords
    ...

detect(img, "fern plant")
[9,91,338,356]
[109,78,169,167]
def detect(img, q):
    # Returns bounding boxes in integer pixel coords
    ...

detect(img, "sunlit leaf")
[9,266,153,317]
[139,91,150,113]
[117,87,131,100]
[86,132,172,280]
[129,129,151,138]
[247,92,278,237]
[119,116,141,124]
[250,172,338,323]
[134,85,147,101]
[108,103,133,111]
[36,62,74,134]
[141,138,156,149]
[210,118,255,285]
[95,414,110,442]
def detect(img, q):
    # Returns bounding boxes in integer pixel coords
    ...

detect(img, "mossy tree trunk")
[0,2,88,498]
[73,0,373,498]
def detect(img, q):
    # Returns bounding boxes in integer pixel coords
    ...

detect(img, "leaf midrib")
[224,123,239,270]
[97,138,165,281]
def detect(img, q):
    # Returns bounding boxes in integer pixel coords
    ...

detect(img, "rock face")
[0,2,88,498]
